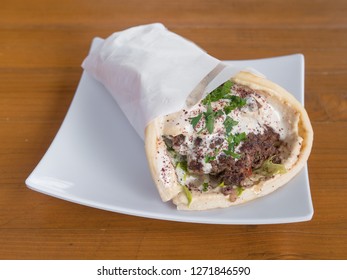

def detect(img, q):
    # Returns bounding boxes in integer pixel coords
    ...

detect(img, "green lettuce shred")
[176,161,188,172]
[182,185,192,206]
[254,157,287,176]
[236,186,244,196]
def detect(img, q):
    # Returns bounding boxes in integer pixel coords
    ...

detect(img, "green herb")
[198,102,223,134]
[218,181,225,187]
[206,101,213,114]
[233,132,247,147]
[222,96,246,115]
[202,182,209,192]
[204,155,216,163]
[189,113,202,129]
[182,185,192,206]
[223,149,242,159]
[202,80,246,113]
[205,109,215,134]
[229,95,247,105]
[195,80,247,135]
[223,116,238,135]
[223,132,247,159]
[202,80,233,105]
[254,157,287,176]
[226,132,247,150]
[190,80,247,137]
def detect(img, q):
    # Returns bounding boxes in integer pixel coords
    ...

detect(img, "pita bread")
[145,71,313,210]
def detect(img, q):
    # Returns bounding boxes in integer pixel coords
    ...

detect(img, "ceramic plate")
[26,39,313,224]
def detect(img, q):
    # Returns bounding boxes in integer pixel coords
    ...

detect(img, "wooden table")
[1,0,346,260]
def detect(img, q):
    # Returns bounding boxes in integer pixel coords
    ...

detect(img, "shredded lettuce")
[182,185,192,206]
[175,161,188,183]
[218,181,225,187]
[236,186,244,196]
[176,161,188,172]
[254,157,287,176]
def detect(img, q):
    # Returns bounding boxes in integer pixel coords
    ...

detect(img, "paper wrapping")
[82,23,246,140]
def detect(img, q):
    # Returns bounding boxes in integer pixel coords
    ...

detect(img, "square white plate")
[26,38,313,224]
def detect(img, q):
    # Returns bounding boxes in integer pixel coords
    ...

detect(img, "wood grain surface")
[1,0,346,259]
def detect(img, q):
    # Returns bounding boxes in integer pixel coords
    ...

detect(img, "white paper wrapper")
[82,23,246,140]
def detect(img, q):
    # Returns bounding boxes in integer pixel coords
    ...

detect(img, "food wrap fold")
[82,23,247,140]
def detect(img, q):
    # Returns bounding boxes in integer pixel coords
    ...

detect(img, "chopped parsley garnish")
[202,182,209,192]
[190,80,247,135]
[190,102,223,134]
[223,95,247,114]
[204,102,214,133]
[201,80,246,115]
[204,102,223,134]
[202,80,233,105]
[223,149,242,159]
[204,154,216,163]
[223,116,238,135]
[232,132,247,146]
[189,113,202,129]
[188,80,249,163]
[223,132,247,159]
